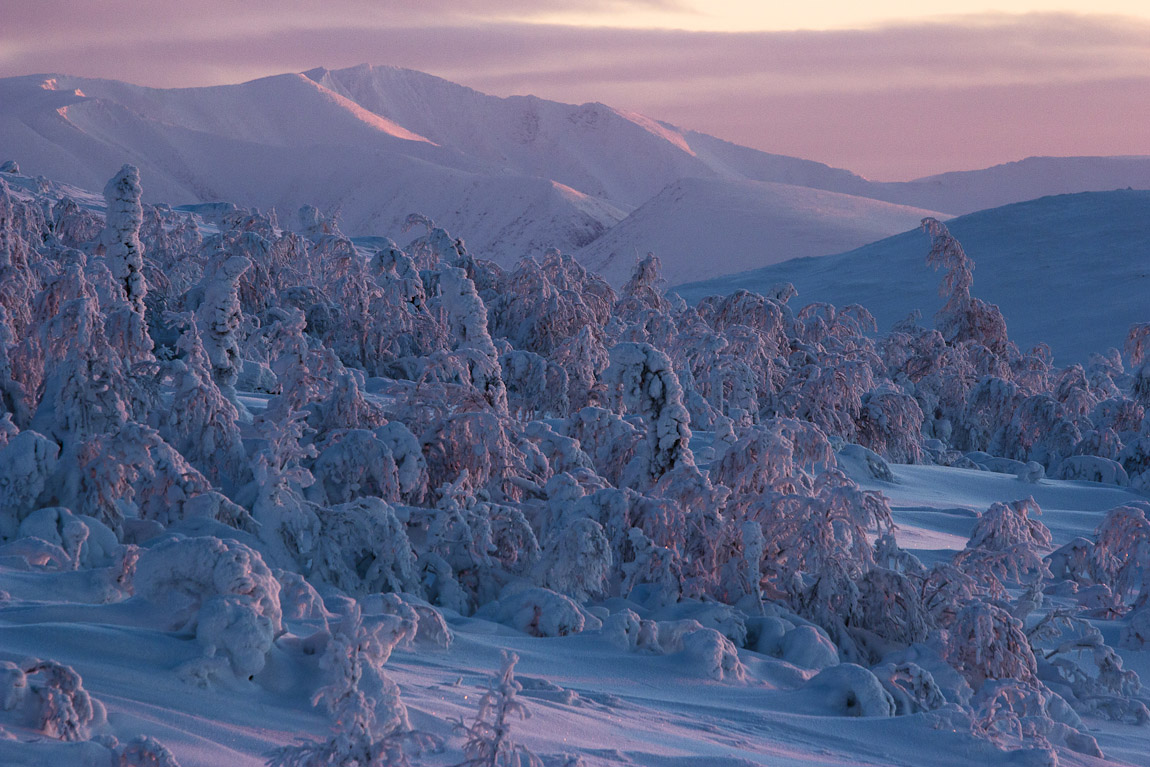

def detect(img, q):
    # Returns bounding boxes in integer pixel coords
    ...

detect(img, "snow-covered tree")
[101,164,147,315]
[456,651,541,767]
[602,342,694,486]
[195,250,251,403]
[922,217,1011,356]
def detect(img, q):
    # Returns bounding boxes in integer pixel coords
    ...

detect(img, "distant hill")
[3,64,1150,280]
[674,190,1150,364]
[578,177,941,286]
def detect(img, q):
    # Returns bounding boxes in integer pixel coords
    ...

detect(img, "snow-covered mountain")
[0,66,872,268]
[579,177,942,286]
[5,64,1150,285]
[870,155,1150,215]
[675,190,1150,364]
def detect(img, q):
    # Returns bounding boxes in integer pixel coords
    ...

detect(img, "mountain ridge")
[3,64,1149,280]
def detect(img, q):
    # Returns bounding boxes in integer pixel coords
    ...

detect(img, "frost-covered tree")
[856,382,925,463]
[954,497,1052,591]
[603,342,694,486]
[922,217,1011,356]
[944,602,1037,691]
[101,164,147,315]
[160,313,247,490]
[31,296,129,443]
[269,602,435,767]
[1126,322,1150,406]
[195,250,251,404]
[456,651,542,767]
[437,266,507,412]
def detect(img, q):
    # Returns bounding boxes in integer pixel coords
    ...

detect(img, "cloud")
[2,10,1148,179]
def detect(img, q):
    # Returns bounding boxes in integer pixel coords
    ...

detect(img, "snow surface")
[676,190,1150,364]
[1,461,1145,766]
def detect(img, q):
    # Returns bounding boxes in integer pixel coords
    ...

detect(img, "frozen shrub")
[538,516,612,602]
[872,662,946,715]
[1127,321,1150,406]
[550,326,609,411]
[500,349,569,419]
[135,536,282,636]
[276,569,328,622]
[457,651,542,767]
[1045,536,1094,586]
[1091,504,1150,607]
[805,664,896,717]
[944,602,1037,691]
[53,422,250,535]
[423,411,525,502]
[250,408,322,570]
[856,382,925,463]
[160,313,247,489]
[117,735,182,767]
[954,497,1052,589]
[1028,607,1146,723]
[308,498,419,597]
[269,602,435,767]
[1015,460,1044,483]
[1120,606,1150,649]
[17,506,119,570]
[780,625,839,671]
[306,371,387,440]
[834,443,894,483]
[680,628,746,682]
[196,593,276,678]
[652,601,747,647]
[560,407,642,488]
[310,429,401,505]
[481,587,599,638]
[854,567,931,651]
[712,422,804,498]
[922,217,1011,356]
[6,658,106,741]
[31,296,130,443]
[602,341,694,486]
[1054,455,1129,485]
[436,265,507,412]
[375,421,429,504]
[363,592,453,649]
[620,527,682,608]
[0,429,59,538]
[601,609,660,653]
[195,250,251,402]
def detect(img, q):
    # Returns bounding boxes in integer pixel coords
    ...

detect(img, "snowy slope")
[579,177,947,287]
[2,461,1145,767]
[674,190,1150,364]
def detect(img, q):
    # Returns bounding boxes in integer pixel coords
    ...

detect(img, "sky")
[2,1,1148,180]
